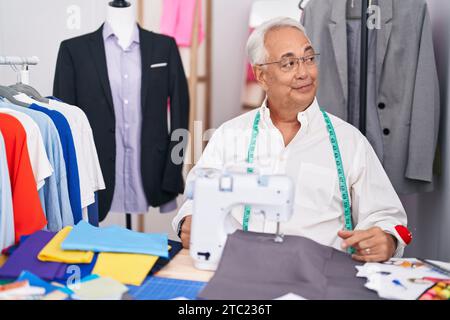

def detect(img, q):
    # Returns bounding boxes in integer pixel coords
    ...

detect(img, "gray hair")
[246,17,310,66]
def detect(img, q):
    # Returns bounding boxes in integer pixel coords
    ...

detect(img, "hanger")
[109,0,131,8]
[0,85,30,108]
[298,0,305,11]
[9,83,49,104]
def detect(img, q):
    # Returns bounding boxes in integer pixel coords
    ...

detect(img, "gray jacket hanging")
[302,0,440,194]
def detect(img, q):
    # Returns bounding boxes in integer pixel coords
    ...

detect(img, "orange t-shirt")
[0,113,47,242]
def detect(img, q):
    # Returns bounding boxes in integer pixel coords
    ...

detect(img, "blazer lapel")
[328,0,349,105]
[139,26,154,114]
[89,25,114,115]
[376,0,393,94]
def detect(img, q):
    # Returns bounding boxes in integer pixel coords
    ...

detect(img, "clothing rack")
[0,56,39,85]
[299,0,370,134]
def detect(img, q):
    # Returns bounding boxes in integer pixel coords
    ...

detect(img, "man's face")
[255,27,318,108]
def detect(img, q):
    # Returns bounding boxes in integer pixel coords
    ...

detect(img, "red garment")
[0,114,47,242]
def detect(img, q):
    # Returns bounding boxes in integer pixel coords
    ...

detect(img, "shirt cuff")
[171,199,193,233]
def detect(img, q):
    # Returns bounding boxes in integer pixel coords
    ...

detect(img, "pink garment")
[246,28,256,82]
[160,0,205,47]
[247,63,256,82]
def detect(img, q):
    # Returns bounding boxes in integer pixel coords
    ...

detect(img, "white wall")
[0,0,119,94]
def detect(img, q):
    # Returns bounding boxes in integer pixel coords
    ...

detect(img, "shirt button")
[124,99,129,105]
[383,128,390,136]
[124,74,129,79]
[378,103,386,110]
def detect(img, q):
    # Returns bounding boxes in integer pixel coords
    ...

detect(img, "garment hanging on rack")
[0,132,14,251]
[26,103,83,223]
[0,113,47,243]
[302,0,440,194]
[46,98,105,222]
[345,1,384,160]
[0,100,73,232]
[14,94,105,221]
[160,0,205,47]
[0,107,53,191]
[0,57,105,247]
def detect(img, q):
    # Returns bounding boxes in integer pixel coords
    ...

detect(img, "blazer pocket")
[295,162,337,213]
[150,62,168,69]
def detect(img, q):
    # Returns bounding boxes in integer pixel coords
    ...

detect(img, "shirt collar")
[260,97,321,131]
[102,22,140,45]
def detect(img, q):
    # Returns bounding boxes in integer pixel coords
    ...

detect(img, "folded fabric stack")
[356,258,450,300]
[0,221,171,299]
[0,271,129,300]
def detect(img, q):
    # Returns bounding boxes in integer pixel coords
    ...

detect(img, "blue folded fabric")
[61,221,169,258]
[18,271,72,295]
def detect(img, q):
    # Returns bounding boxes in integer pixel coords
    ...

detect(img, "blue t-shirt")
[0,131,14,251]
[29,103,82,224]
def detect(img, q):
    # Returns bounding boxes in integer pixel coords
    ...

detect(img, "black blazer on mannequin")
[53,24,190,221]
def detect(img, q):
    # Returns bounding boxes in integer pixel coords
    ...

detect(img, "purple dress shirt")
[103,23,177,214]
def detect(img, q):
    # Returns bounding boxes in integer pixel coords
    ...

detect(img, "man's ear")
[254,66,269,91]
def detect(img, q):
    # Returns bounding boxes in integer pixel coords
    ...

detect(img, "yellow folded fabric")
[0,255,7,268]
[92,252,159,286]
[38,226,94,264]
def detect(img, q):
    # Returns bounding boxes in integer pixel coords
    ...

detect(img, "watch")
[177,217,186,238]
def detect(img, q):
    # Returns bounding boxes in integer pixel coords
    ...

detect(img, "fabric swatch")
[38,226,94,264]
[61,221,168,258]
[0,231,67,281]
[92,252,159,286]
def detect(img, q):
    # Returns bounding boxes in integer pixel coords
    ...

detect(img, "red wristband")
[395,225,412,245]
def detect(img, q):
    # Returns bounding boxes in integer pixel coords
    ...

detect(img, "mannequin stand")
[126,213,132,230]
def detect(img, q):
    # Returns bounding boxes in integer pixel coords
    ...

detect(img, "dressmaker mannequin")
[106,0,137,50]
[107,0,138,230]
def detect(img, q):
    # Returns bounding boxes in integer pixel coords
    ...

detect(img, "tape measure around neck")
[242,111,261,231]
[320,109,354,232]
[243,109,355,254]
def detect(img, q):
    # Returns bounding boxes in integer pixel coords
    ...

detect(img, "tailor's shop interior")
[0,0,449,302]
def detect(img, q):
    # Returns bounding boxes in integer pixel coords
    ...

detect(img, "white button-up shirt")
[173,98,408,256]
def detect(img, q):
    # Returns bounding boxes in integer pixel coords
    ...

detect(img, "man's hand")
[180,215,192,249]
[338,227,397,262]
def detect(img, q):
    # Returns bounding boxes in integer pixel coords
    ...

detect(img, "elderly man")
[172,17,410,262]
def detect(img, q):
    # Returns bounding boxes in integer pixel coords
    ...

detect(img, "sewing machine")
[186,168,295,271]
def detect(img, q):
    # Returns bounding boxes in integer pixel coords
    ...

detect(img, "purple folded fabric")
[0,231,67,281]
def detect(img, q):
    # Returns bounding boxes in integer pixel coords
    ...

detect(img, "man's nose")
[294,60,309,79]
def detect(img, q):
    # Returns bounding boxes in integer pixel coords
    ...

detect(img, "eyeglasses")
[257,53,320,72]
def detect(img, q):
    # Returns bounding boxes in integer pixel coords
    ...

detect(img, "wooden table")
[155,249,214,282]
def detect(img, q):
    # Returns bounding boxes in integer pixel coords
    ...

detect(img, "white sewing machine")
[186,168,295,271]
